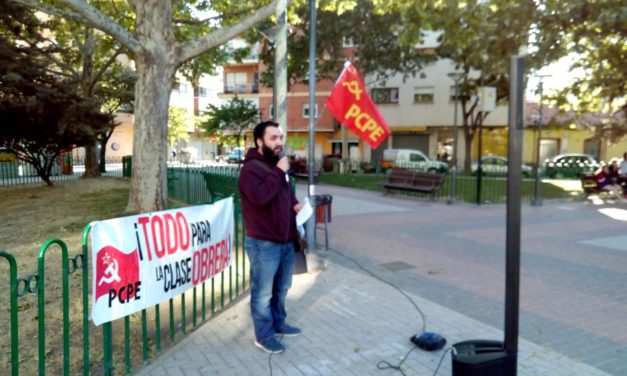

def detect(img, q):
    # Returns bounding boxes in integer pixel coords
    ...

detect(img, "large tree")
[0,3,111,185]
[0,1,111,185]
[392,0,625,170]
[41,2,135,177]
[11,0,287,212]
[392,0,538,173]
[534,0,626,142]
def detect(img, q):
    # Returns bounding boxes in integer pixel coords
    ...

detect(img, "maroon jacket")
[238,148,299,243]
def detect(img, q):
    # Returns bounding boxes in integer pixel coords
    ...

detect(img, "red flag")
[94,246,140,302]
[325,62,390,149]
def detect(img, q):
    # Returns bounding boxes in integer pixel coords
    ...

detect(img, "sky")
[526,55,582,103]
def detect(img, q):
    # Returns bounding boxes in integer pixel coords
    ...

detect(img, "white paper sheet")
[296,197,313,227]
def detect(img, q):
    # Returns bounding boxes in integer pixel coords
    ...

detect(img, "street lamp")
[447,71,464,204]
[532,74,550,206]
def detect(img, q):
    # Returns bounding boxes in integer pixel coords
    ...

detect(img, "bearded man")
[238,120,304,354]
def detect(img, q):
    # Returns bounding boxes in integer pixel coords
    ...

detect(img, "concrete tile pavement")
[135,183,624,375]
[135,250,611,376]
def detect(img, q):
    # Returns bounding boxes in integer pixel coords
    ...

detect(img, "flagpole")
[335,61,351,172]
[305,0,317,252]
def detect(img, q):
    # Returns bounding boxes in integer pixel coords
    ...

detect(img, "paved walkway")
[136,184,624,375]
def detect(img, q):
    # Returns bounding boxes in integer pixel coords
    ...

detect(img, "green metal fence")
[290,157,582,204]
[317,171,580,204]
[0,165,247,375]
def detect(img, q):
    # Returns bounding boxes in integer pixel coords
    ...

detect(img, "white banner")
[479,86,497,112]
[90,197,234,326]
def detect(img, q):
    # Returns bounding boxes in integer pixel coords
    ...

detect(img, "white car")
[471,156,533,177]
[382,149,448,173]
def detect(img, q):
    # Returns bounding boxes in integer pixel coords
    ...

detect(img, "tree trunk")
[464,130,473,175]
[126,1,177,213]
[81,29,101,178]
[98,137,108,173]
[83,142,100,177]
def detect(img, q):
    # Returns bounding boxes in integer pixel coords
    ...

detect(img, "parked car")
[471,156,533,177]
[382,149,448,173]
[225,147,245,163]
[544,153,599,178]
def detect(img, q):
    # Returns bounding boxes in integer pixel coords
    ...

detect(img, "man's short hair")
[253,120,279,147]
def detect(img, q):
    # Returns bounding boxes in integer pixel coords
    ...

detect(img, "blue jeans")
[244,236,295,342]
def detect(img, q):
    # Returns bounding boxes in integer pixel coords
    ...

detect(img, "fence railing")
[0,156,126,187]
[0,165,247,375]
[307,158,580,204]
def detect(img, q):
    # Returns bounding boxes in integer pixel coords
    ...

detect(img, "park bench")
[290,159,321,182]
[382,169,445,198]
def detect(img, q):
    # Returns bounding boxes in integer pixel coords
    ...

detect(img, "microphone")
[278,150,291,182]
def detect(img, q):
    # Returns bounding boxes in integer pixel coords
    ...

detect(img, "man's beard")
[261,143,281,165]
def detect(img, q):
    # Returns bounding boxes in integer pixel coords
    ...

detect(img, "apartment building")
[107,35,625,165]
[217,33,512,166]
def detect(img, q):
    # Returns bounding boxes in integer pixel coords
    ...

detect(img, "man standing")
[239,120,303,354]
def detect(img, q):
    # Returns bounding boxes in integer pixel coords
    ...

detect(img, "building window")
[413,87,434,103]
[199,87,208,97]
[342,36,355,48]
[179,83,188,94]
[371,87,399,104]
[302,104,318,119]
[269,105,274,118]
[449,86,463,102]
[225,72,248,93]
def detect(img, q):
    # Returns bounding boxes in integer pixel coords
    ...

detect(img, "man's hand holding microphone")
[277,150,303,214]
[277,150,290,174]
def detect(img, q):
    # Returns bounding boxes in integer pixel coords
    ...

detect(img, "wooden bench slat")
[382,169,444,197]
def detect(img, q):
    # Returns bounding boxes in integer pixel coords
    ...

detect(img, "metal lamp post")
[447,71,464,204]
[532,75,550,206]
[305,0,317,252]
[258,30,278,120]
[259,1,288,135]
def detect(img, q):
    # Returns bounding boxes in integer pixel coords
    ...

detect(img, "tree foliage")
[201,96,259,148]
[0,2,111,185]
[393,0,538,171]
[252,0,436,88]
[534,0,626,142]
[10,0,284,212]
[42,2,135,177]
[390,0,625,165]
[167,107,192,147]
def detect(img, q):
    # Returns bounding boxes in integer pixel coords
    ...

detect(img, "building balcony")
[223,83,259,95]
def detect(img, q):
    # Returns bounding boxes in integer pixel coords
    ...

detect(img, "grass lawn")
[0,177,130,375]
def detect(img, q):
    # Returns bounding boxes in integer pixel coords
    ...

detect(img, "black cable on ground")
[328,246,426,333]
[376,346,418,376]
[328,246,453,375]
[267,334,284,376]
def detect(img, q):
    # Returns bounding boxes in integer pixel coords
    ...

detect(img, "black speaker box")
[451,340,516,376]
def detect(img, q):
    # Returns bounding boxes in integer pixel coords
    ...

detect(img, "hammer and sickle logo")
[342,81,362,100]
[98,258,121,286]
